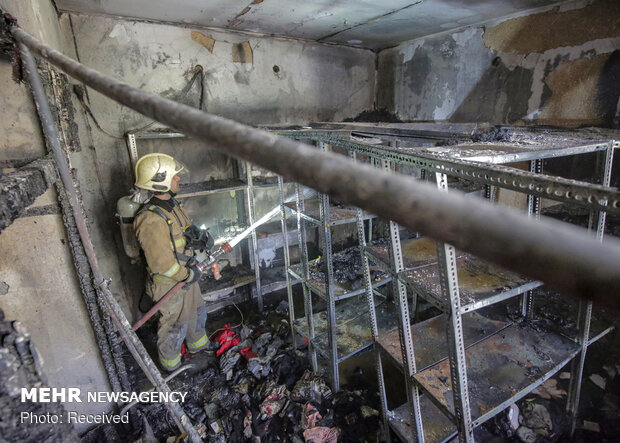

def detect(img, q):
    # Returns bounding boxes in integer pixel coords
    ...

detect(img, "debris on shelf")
[589,373,606,390]
[309,244,388,286]
[517,402,553,441]
[471,126,514,143]
[344,108,402,123]
[508,404,520,432]
[492,403,519,438]
[275,300,289,315]
[602,365,617,379]
[532,378,567,400]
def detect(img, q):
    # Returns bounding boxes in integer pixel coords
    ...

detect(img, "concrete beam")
[0,157,56,234]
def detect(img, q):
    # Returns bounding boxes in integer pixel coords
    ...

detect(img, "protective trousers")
[148,278,208,370]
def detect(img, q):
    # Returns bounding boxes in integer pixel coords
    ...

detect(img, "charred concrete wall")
[0,0,110,431]
[377,0,620,127]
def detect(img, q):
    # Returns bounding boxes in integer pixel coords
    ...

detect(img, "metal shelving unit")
[277,140,394,392]
[277,126,617,442]
[364,237,541,313]
[282,199,376,226]
[287,263,390,302]
[363,134,615,442]
[413,322,580,428]
[125,131,266,311]
[293,293,395,363]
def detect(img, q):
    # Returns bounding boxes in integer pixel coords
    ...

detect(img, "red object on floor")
[240,346,257,360]
[180,343,188,357]
[215,325,240,357]
[212,324,231,342]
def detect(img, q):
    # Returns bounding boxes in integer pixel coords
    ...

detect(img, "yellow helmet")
[134,153,186,192]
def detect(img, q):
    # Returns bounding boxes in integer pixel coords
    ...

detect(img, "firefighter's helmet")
[134,153,186,192]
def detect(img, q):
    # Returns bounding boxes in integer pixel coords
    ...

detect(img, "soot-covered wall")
[378,0,620,127]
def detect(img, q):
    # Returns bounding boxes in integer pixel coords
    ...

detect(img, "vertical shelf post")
[126,133,139,168]
[382,157,425,441]
[352,151,390,438]
[521,159,543,318]
[567,140,615,435]
[245,161,263,312]
[296,182,318,372]
[318,141,339,392]
[483,184,497,203]
[436,172,474,443]
[278,175,295,344]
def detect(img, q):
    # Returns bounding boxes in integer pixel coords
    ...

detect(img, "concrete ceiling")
[55,0,564,51]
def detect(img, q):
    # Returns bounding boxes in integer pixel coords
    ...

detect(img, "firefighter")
[133,153,215,371]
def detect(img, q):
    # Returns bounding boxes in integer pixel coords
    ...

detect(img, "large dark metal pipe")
[16,40,202,442]
[11,27,620,314]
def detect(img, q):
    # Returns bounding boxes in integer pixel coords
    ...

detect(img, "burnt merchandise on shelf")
[310,245,387,285]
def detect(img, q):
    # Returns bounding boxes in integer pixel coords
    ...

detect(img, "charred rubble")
[86,307,381,442]
[0,309,79,442]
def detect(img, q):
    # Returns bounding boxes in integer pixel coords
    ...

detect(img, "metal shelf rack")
[277,140,396,392]
[293,293,395,363]
[287,263,390,302]
[125,131,268,311]
[413,321,580,428]
[278,125,617,442]
[283,199,376,226]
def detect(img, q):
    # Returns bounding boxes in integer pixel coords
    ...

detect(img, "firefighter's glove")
[183,260,203,289]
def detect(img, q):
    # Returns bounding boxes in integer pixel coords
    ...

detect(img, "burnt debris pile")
[0,309,78,442]
[128,310,381,442]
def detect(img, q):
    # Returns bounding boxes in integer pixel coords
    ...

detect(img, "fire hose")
[131,242,232,330]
